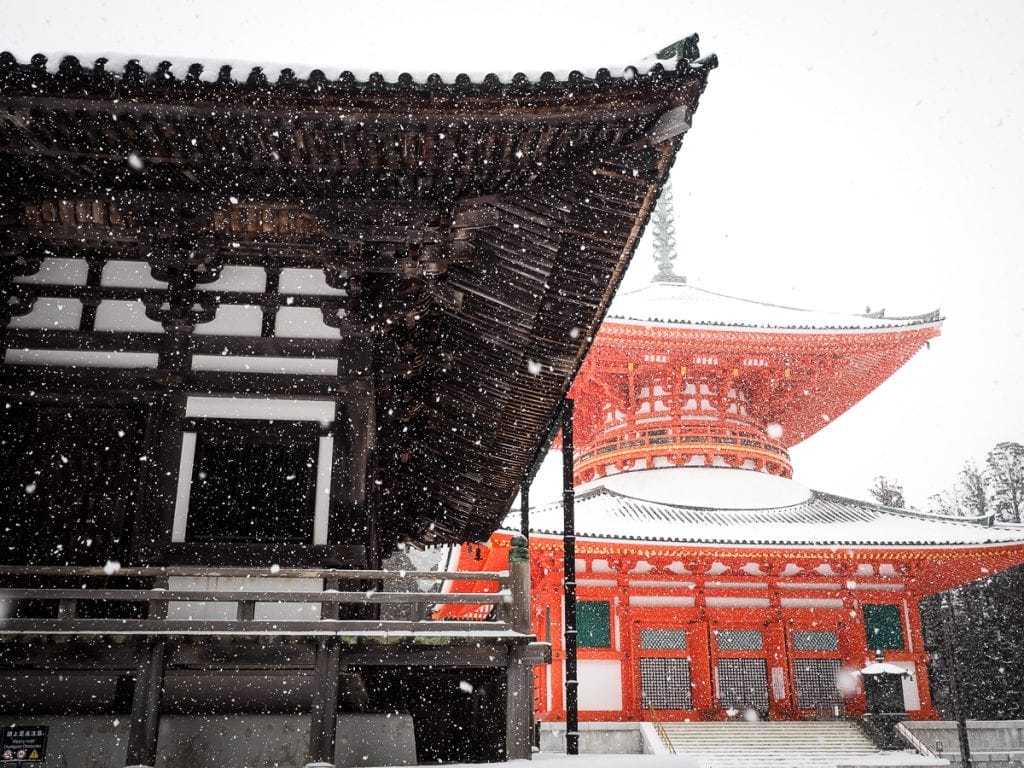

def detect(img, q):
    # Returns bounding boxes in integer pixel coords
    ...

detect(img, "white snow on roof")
[582,467,812,509]
[607,280,941,333]
[4,47,690,86]
[508,467,1024,548]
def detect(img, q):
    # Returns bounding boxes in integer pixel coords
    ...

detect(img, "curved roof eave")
[506,484,1024,549]
[606,282,943,334]
[0,38,719,93]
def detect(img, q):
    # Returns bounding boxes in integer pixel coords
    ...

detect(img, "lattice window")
[793,658,843,710]
[716,658,769,711]
[577,600,611,648]
[640,629,688,650]
[792,630,839,652]
[863,604,905,650]
[640,658,693,710]
[715,629,763,651]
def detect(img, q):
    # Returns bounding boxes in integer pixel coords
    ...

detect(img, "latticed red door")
[632,617,712,720]
[710,626,772,718]
[786,619,847,718]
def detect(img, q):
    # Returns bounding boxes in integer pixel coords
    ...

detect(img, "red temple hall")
[441,186,1024,723]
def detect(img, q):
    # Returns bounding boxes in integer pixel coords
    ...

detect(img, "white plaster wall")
[578,659,623,711]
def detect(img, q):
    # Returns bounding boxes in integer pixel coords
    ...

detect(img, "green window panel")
[577,600,611,648]
[863,604,905,650]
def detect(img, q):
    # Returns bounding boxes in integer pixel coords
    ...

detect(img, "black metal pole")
[561,399,579,756]
[941,593,972,768]
[521,481,530,538]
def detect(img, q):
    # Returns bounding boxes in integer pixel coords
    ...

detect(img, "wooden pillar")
[124,639,166,768]
[520,481,530,538]
[306,637,342,768]
[507,536,534,758]
[332,378,375,568]
[561,400,579,755]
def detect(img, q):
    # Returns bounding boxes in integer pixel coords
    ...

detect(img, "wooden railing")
[0,565,519,638]
[576,423,791,480]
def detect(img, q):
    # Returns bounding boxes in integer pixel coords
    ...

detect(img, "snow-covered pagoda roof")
[509,468,1024,549]
[607,280,942,333]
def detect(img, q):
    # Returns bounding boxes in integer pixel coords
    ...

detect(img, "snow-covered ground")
[370,754,948,768]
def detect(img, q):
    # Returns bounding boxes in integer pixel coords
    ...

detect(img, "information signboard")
[0,726,48,763]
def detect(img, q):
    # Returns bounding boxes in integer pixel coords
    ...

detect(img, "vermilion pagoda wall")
[454,535,939,722]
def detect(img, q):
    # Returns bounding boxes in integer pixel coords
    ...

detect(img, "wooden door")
[633,618,712,720]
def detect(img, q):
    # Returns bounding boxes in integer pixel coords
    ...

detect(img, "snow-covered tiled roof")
[0,35,717,88]
[509,468,1024,548]
[607,280,942,333]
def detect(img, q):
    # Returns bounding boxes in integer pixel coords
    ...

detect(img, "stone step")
[653,721,888,768]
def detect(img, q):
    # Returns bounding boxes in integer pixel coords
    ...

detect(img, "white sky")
[7,0,1024,508]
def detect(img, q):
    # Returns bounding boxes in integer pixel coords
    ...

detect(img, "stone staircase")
[652,721,924,768]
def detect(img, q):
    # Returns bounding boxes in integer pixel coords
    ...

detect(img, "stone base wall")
[905,720,1024,767]
[539,721,644,754]
[0,712,416,768]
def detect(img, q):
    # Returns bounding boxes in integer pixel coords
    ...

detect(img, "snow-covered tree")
[869,475,905,508]
[987,442,1024,523]
[957,460,989,517]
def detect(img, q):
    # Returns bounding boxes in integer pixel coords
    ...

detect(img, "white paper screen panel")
[12,258,88,286]
[193,304,262,336]
[101,260,167,289]
[5,349,159,368]
[185,396,336,422]
[7,298,83,330]
[94,300,164,332]
[275,306,341,339]
[191,355,339,376]
[279,268,346,295]
[197,266,265,292]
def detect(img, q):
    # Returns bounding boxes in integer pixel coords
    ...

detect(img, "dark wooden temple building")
[0,40,715,767]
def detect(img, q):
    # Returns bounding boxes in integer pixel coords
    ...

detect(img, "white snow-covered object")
[858,662,912,677]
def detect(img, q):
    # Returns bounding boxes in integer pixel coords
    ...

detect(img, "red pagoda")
[441,186,1024,724]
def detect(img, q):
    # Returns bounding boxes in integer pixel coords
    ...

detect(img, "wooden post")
[520,481,530,538]
[506,534,533,759]
[561,400,579,756]
[124,639,166,768]
[306,637,342,768]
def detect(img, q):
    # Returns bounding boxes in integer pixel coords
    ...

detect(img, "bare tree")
[987,442,1024,523]
[869,475,905,508]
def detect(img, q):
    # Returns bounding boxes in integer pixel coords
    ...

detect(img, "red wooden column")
[905,594,939,719]
[615,555,637,720]
[763,578,793,719]
[839,594,868,716]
